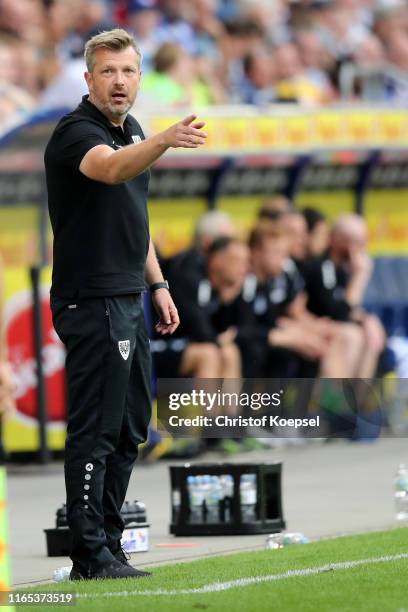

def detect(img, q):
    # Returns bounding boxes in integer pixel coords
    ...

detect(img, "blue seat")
[364,257,408,336]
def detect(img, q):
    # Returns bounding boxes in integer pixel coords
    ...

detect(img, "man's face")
[254,235,289,277]
[332,227,368,265]
[85,46,141,123]
[209,243,249,288]
[283,214,308,261]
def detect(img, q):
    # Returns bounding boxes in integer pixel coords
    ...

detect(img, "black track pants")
[51,294,152,567]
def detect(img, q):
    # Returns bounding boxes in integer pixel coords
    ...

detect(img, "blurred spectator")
[352,33,385,67]
[239,0,290,46]
[301,207,330,258]
[294,29,335,98]
[138,42,216,107]
[387,31,408,72]
[191,0,225,60]
[127,0,161,71]
[219,18,264,102]
[315,1,370,60]
[0,0,45,46]
[154,0,197,54]
[373,1,408,47]
[40,0,114,109]
[274,43,330,105]
[0,35,36,124]
[40,55,87,110]
[242,47,276,106]
[385,31,408,102]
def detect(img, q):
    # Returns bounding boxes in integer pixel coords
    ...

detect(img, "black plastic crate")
[170,463,285,536]
[44,500,148,557]
[44,527,71,557]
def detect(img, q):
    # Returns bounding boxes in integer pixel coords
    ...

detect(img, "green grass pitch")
[17,527,408,611]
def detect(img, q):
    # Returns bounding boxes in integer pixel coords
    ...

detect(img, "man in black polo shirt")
[305,214,386,377]
[45,28,206,580]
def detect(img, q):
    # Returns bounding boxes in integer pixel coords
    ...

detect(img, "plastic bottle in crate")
[240,473,257,522]
[172,487,181,522]
[395,464,408,520]
[206,476,222,523]
[220,474,234,522]
[187,475,204,523]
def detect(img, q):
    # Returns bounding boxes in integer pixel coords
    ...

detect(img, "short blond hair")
[84,28,142,72]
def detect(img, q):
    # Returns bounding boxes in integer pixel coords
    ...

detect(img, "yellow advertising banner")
[146,109,408,153]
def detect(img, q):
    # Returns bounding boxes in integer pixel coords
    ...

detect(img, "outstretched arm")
[79,115,207,184]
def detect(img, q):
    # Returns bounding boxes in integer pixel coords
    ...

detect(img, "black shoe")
[69,558,151,580]
[113,546,152,577]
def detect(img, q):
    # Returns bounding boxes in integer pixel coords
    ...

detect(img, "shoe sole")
[70,569,151,580]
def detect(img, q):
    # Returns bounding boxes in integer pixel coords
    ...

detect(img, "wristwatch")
[150,280,169,292]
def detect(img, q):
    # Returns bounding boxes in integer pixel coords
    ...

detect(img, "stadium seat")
[364,257,408,336]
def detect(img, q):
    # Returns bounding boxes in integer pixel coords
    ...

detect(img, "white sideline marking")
[77,552,408,599]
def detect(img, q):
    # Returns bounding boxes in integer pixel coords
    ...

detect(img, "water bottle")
[220,474,234,522]
[221,474,234,498]
[266,533,309,549]
[206,476,222,523]
[172,487,181,523]
[394,464,408,520]
[134,501,147,523]
[200,475,212,521]
[53,566,72,582]
[240,473,257,522]
[187,475,204,523]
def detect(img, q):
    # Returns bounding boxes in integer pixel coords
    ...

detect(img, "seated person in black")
[301,207,330,258]
[305,214,386,378]
[162,210,236,285]
[247,220,377,379]
[152,237,253,379]
[247,223,328,377]
[280,209,309,277]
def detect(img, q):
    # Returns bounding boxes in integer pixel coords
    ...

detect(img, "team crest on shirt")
[118,340,130,360]
[132,135,142,144]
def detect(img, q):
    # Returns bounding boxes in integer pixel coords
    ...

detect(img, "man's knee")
[362,314,386,353]
[219,343,241,368]
[189,342,222,368]
[336,322,364,347]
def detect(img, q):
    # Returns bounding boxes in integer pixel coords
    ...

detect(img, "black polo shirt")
[249,260,305,329]
[45,95,150,298]
[304,254,352,321]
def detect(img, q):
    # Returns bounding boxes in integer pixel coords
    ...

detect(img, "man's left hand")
[152,289,180,335]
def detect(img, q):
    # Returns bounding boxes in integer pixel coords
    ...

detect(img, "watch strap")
[150,280,169,292]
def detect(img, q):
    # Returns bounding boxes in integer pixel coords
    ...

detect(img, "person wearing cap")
[44,28,206,581]
[127,0,161,71]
